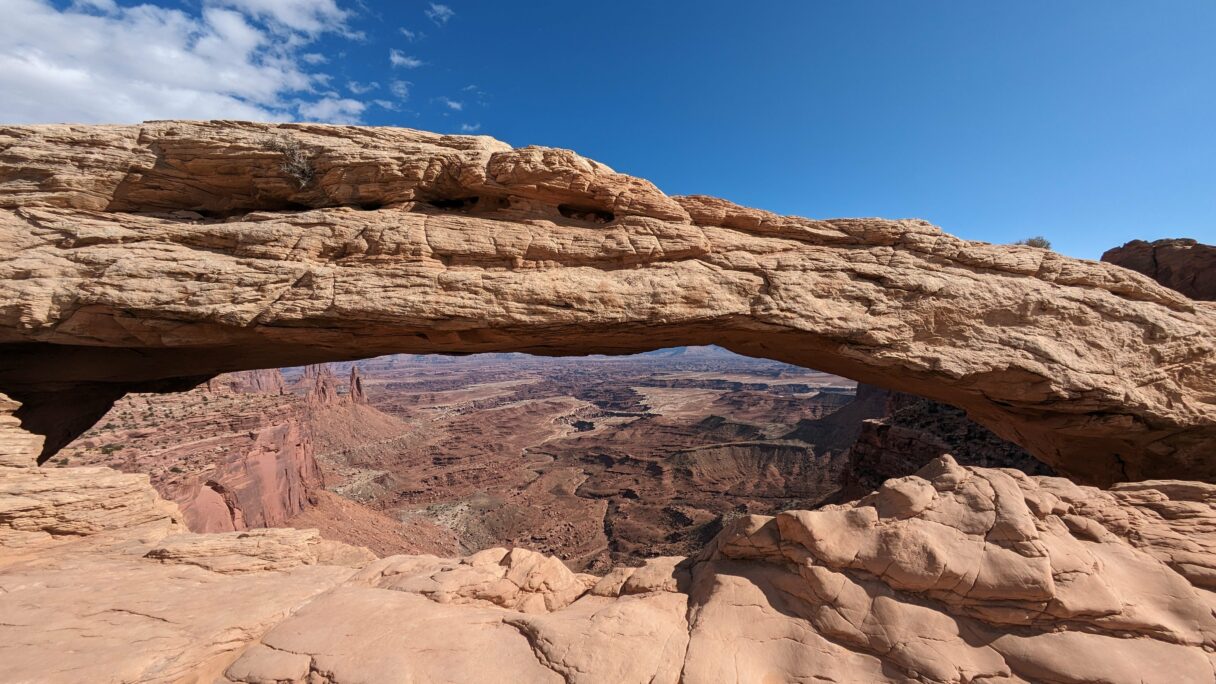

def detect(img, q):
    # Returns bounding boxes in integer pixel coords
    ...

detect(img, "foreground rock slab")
[3,457,1216,683]
[1,122,1215,483]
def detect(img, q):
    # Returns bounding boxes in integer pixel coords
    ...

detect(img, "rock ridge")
[1,122,1214,483]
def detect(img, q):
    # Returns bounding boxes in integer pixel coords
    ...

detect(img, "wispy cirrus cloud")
[460,122,480,132]
[298,96,364,124]
[425,3,454,26]
[389,80,412,99]
[389,49,423,68]
[211,0,355,36]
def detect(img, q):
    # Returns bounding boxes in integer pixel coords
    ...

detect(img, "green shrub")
[1015,236,1052,249]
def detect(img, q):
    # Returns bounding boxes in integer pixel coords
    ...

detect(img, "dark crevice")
[427,197,480,211]
[558,204,614,224]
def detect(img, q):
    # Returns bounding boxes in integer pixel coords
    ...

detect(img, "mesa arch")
[1,121,1214,485]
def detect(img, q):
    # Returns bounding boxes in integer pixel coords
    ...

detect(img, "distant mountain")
[637,345,739,358]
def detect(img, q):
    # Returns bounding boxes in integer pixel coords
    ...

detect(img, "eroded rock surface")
[1103,238,1216,301]
[4,453,1216,682]
[1,122,1214,483]
[834,383,1054,499]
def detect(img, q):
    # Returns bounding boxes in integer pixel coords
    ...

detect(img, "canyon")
[59,346,1037,571]
[2,121,1215,683]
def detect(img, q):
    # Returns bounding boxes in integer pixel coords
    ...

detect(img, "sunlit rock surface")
[1,122,1215,482]
[3,456,1215,682]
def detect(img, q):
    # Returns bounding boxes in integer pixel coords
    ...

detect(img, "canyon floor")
[56,347,888,571]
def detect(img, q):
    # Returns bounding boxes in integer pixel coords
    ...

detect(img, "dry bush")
[267,136,316,188]
[1015,236,1052,249]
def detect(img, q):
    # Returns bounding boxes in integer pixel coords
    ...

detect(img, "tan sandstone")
[2,455,1215,682]
[0,122,1214,483]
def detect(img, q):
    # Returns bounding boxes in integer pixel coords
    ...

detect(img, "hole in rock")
[558,203,615,224]
[427,196,481,211]
[52,346,1053,574]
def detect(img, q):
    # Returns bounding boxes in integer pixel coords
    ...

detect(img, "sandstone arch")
[1,121,1214,484]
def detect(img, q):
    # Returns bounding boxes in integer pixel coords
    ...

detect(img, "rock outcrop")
[835,383,1053,498]
[52,374,324,533]
[207,368,288,395]
[0,122,1214,483]
[1102,238,1216,301]
[4,454,1216,682]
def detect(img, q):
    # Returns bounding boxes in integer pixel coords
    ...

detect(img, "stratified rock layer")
[1103,238,1216,301]
[0,122,1214,483]
[4,456,1215,682]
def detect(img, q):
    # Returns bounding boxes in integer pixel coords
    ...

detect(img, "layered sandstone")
[54,369,324,533]
[1103,238,1216,301]
[0,122,1214,483]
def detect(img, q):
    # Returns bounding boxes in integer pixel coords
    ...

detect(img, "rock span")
[1,122,1214,483]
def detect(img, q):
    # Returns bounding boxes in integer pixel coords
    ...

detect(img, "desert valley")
[54,346,1053,571]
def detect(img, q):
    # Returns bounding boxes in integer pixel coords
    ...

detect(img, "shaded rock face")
[0,123,1213,483]
[835,384,1054,498]
[4,456,1216,682]
[54,373,322,534]
[49,365,394,535]
[1102,238,1216,301]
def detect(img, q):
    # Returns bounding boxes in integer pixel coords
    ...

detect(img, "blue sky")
[2,1,1213,258]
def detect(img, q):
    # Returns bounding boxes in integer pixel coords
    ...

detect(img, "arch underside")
[1,121,1214,485]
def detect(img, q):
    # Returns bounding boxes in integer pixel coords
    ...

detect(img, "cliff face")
[51,365,384,534]
[834,384,1054,499]
[0,122,1214,483]
[1102,238,1216,301]
[54,370,323,533]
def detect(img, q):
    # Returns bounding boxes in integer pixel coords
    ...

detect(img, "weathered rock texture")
[46,365,461,556]
[835,383,1054,499]
[4,453,1216,682]
[1103,238,1216,301]
[1,122,1215,483]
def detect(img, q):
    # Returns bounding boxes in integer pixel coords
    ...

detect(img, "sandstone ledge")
[3,457,1216,682]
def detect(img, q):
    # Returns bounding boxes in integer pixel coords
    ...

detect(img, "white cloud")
[425,3,454,25]
[210,0,351,36]
[298,96,364,124]
[389,80,411,99]
[438,97,463,111]
[389,49,423,68]
[399,27,421,41]
[347,80,378,94]
[0,0,367,124]
[372,99,398,111]
[460,123,480,133]
[301,52,327,64]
